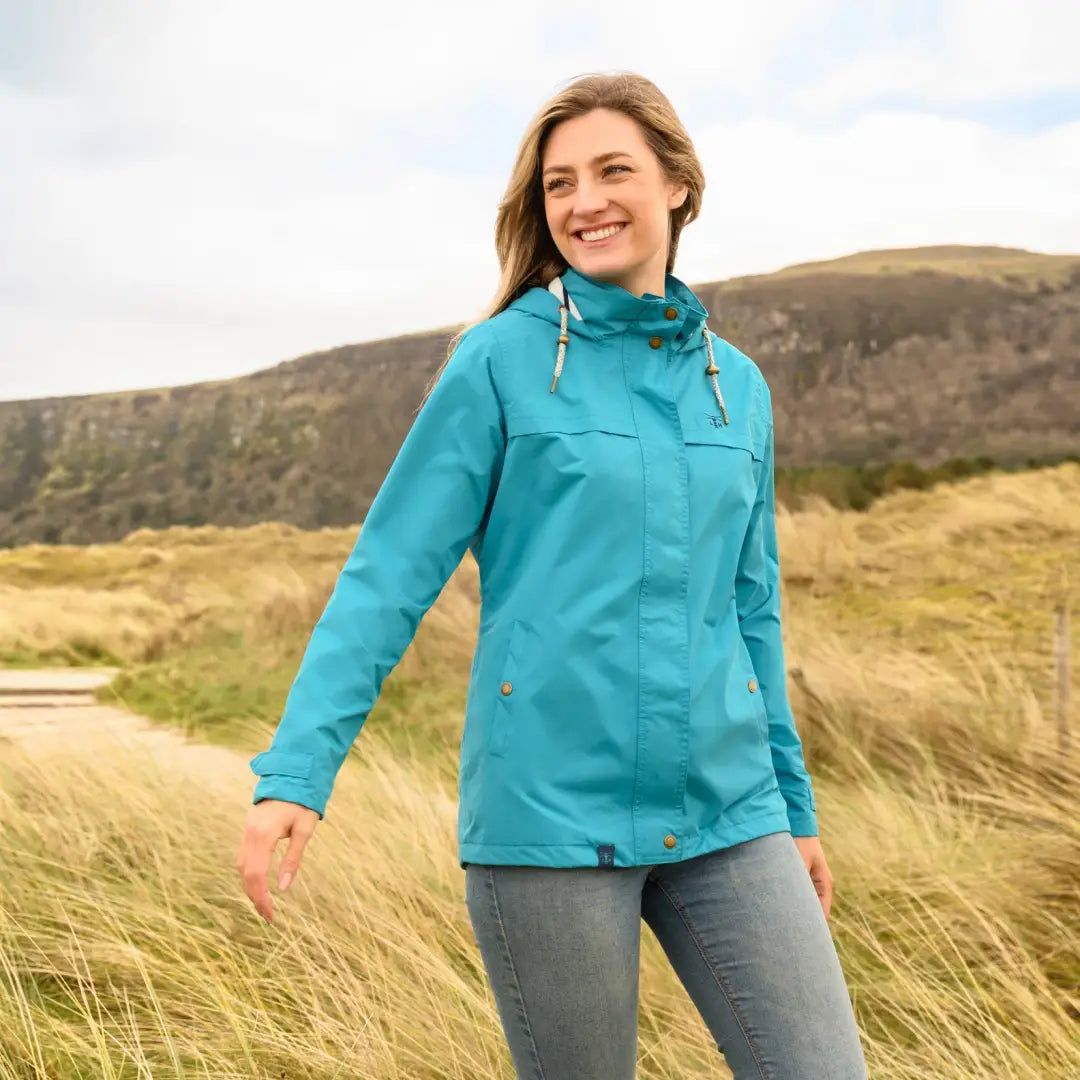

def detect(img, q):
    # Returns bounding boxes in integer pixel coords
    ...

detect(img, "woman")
[238,72,869,1079]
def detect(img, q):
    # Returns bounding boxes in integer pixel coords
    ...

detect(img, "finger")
[240,827,277,922]
[278,820,316,890]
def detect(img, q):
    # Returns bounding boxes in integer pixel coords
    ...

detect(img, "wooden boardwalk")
[0,668,250,792]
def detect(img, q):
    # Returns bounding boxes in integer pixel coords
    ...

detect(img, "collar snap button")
[664,306,678,320]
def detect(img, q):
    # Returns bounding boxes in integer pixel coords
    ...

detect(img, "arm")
[733,374,818,836]
[249,324,507,817]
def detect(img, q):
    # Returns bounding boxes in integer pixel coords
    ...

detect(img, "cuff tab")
[249,750,314,779]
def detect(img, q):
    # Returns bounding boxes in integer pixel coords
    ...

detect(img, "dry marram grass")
[0,464,1077,1078]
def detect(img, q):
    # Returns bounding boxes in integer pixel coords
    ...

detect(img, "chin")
[571,254,637,282]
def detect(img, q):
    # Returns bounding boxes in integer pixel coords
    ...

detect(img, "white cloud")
[678,111,1080,285]
[797,0,1080,111]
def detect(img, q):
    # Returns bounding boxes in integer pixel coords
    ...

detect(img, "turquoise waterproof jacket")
[250,266,818,869]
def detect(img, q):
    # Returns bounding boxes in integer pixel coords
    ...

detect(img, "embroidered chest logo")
[706,414,726,428]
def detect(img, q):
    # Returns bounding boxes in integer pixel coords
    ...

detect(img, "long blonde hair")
[419,71,705,407]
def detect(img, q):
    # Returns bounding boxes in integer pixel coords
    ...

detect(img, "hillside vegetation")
[1,244,1078,546]
[0,463,1077,1076]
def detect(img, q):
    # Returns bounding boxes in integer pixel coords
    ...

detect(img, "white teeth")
[579,223,625,242]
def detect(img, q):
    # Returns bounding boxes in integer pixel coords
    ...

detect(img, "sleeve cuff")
[785,806,819,837]
[250,751,327,818]
[252,775,327,818]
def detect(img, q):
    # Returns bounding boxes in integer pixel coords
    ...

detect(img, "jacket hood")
[508,265,729,423]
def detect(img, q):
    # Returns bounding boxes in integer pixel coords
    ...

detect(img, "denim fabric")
[465,830,868,1079]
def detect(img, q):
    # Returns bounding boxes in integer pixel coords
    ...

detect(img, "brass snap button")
[748,678,758,693]
[664,306,678,320]
[663,834,677,849]
[648,336,663,349]
[500,682,513,696]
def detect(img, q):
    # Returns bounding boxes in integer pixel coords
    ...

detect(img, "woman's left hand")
[793,835,834,920]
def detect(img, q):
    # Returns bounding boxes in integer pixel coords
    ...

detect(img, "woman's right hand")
[237,798,320,923]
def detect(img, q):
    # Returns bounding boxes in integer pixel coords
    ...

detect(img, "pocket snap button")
[500,682,513,696]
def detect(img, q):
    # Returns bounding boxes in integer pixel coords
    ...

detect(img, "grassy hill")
[0,463,1077,1077]
[1,244,1078,547]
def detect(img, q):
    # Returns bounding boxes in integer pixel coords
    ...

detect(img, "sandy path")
[0,668,251,787]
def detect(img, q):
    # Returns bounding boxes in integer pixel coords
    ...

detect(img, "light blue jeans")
[464,830,869,1079]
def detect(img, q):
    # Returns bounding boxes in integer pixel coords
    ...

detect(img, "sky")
[1,0,1078,402]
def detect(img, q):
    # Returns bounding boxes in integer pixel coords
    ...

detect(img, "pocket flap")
[507,410,637,438]
[249,750,315,779]
[683,422,764,461]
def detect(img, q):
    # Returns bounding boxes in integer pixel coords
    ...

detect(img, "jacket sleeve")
[248,323,507,817]
[734,374,818,837]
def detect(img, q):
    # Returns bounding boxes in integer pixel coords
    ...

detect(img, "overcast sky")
[2,0,1078,402]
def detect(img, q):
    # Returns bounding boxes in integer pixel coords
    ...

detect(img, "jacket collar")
[515,265,710,351]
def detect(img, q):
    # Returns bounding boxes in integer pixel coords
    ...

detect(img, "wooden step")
[0,668,118,694]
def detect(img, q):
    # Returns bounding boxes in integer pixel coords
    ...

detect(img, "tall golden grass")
[0,710,1076,1077]
[0,521,480,677]
[0,464,1077,1078]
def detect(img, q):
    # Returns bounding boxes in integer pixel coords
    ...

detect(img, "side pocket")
[756,699,770,752]
[737,636,770,752]
[489,619,527,758]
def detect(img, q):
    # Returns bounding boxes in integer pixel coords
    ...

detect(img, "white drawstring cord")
[703,328,728,424]
[550,282,570,393]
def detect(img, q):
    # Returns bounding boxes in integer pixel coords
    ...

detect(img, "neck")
[596,255,668,300]
[619,272,665,298]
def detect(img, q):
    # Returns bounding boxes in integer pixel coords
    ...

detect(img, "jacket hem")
[458,807,793,870]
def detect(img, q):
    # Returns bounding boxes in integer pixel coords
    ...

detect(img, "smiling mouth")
[575,222,627,243]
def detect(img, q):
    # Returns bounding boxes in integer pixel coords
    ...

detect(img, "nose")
[571,175,608,218]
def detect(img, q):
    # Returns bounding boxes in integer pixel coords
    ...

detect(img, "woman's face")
[541,107,687,298]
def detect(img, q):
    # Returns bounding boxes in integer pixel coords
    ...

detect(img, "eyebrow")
[541,151,633,177]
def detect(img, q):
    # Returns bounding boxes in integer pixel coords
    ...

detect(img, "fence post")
[1055,601,1071,755]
